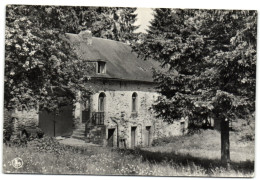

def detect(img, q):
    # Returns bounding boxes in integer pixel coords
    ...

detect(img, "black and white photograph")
[1,0,258,178]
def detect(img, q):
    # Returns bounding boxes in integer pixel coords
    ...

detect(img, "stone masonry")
[74,79,189,148]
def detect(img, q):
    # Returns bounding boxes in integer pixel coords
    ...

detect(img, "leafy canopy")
[5,5,138,112]
[132,9,256,124]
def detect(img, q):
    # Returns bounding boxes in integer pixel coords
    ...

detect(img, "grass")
[149,129,255,162]
[2,129,254,177]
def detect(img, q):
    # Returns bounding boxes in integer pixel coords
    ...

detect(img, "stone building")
[66,30,188,148]
[6,30,189,147]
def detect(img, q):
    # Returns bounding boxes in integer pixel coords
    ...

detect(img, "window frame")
[132,92,138,113]
[98,92,106,112]
[97,61,106,74]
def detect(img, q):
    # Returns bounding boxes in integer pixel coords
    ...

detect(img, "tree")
[79,7,139,42]
[131,8,256,164]
[5,5,89,112]
[5,5,139,112]
[60,6,139,42]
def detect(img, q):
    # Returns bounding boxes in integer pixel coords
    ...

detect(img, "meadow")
[3,129,254,177]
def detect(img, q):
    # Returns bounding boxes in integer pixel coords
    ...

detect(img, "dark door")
[39,105,73,137]
[82,111,90,123]
[108,129,115,147]
[145,126,151,146]
[82,98,90,123]
[131,127,137,148]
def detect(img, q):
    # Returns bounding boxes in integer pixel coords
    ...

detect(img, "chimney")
[79,30,92,45]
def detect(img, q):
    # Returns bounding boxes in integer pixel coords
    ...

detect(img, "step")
[73,128,85,132]
[74,127,85,131]
[71,135,85,140]
[71,133,85,137]
[77,125,85,128]
[72,134,85,138]
[73,129,85,133]
[86,125,94,129]
[75,124,86,128]
[72,132,85,136]
[72,131,85,135]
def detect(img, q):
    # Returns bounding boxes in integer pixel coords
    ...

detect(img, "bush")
[28,137,91,155]
[3,129,12,144]
[3,110,14,143]
[19,127,44,140]
[4,124,44,147]
[28,137,67,155]
[8,135,28,147]
[152,136,179,146]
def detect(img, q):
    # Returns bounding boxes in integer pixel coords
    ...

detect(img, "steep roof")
[65,33,160,82]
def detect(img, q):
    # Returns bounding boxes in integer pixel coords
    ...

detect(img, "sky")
[134,8,154,33]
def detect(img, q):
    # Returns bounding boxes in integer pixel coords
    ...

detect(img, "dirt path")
[58,138,100,147]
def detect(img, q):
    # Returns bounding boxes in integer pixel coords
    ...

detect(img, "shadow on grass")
[115,148,254,175]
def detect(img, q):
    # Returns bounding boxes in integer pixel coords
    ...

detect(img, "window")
[132,92,138,112]
[98,92,106,112]
[97,61,106,74]
[93,92,106,125]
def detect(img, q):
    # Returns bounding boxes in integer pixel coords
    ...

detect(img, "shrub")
[28,136,67,155]
[3,110,14,143]
[9,135,28,147]
[19,127,44,140]
[28,137,92,155]
[152,136,180,146]
[3,129,12,143]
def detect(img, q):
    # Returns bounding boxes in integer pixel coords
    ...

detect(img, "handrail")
[92,112,105,125]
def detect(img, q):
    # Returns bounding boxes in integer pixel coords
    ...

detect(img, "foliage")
[3,110,14,142]
[5,5,138,112]
[3,128,12,143]
[3,141,254,176]
[131,9,256,163]
[28,137,68,155]
[231,114,255,141]
[131,8,256,126]
[53,6,139,42]
[77,7,139,42]
[4,127,44,147]
[151,135,176,146]
[5,5,86,112]
[149,129,254,163]
[6,134,28,147]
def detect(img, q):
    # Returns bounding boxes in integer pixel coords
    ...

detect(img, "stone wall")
[76,79,188,148]
[8,108,39,137]
[74,91,83,129]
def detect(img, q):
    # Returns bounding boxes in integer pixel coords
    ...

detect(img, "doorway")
[39,105,73,137]
[145,126,151,146]
[108,129,115,147]
[82,97,90,123]
[131,127,137,148]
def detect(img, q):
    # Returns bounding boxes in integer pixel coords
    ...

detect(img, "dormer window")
[97,61,106,74]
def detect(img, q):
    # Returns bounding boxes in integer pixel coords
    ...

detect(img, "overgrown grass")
[2,132,254,177]
[149,129,255,162]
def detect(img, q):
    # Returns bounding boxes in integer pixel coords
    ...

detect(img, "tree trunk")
[221,117,230,165]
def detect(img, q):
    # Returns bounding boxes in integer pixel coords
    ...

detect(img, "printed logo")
[11,157,23,169]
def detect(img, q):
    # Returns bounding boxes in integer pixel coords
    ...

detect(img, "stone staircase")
[71,124,86,140]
